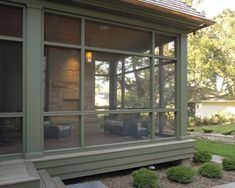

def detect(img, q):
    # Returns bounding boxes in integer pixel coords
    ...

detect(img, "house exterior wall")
[195,102,235,117]
[0,0,193,180]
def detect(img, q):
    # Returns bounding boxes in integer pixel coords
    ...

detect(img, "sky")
[192,0,235,18]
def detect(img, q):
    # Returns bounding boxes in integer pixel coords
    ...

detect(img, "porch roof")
[54,0,215,33]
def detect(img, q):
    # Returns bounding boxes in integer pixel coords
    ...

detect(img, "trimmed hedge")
[202,128,213,133]
[222,130,235,135]
[167,166,195,184]
[198,162,223,178]
[222,157,235,171]
[132,168,159,188]
[193,150,212,163]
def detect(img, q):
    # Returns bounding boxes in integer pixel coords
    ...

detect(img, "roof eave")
[119,0,215,32]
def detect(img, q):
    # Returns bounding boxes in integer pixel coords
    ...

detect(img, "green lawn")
[192,123,235,134]
[195,139,235,157]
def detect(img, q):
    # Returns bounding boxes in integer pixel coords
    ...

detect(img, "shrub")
[211,115,220,125]
[202,128,213,133]
[193,150,212,163]
[222,130,235,135]
[198,162,223,178]
[188,117,196,127]
[222,157,235,171]
[132,168,159,188]
[166,166,195,184]
[187,128,195,132]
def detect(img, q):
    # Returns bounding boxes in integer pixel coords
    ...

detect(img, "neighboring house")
[188,87,235,117]
[188,100,235,117]
[0,0,214,184]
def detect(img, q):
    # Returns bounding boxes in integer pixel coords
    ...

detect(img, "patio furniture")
[44,121,71,139]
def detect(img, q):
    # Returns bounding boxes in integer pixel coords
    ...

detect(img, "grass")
[193,123,235,134]
[196,139,235,157]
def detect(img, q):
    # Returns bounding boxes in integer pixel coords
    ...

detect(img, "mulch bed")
[64,160,235,188]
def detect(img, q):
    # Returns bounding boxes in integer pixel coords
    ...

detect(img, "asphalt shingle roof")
[141,0,205,18]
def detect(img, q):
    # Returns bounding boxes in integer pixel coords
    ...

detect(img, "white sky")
[193,0,235,18]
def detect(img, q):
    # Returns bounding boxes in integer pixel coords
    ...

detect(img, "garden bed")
[65,160,235,188]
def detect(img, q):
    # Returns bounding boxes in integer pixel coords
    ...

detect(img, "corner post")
[25,4,43,158]
[178,34,188,139]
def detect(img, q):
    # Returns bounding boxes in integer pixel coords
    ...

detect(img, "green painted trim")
[150,32,155,140]
[179,34,188,138]
[25,6,43,158]
[0,35,23,42]
[22,6,27,155]
[60,154,193,180]
[84,46,154,58]
[80,17,85,149]
[43,111,82,116]
[0,113,23,118]
[33,139,195,179]
[44,41,81,49]
[0,153,23,161]
[42,137,178,156]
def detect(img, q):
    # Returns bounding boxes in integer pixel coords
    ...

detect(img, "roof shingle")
[142,0,205,18]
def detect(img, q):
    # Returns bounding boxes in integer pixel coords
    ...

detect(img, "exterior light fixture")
[86,51,93,63]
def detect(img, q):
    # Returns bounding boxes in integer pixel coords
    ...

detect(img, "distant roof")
[188,87,235,102]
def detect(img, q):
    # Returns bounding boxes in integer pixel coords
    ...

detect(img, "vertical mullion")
[80,18,85,149]
[41,10,45,153]
[22,6,27,155]
[121,60,125,109]
[150,32,155,140]
[175,36,180,138]
[159,45,164,135]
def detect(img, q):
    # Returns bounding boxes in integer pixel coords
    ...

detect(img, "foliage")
[222,157,235,171]
[193,124,235,134]
[202,127,213,133]
[222,130,235,135]
[187,128,195,132]
[193,150,212,163]
[196,139,235,157]
[167,166,195,184]
[132,168,159,188]
[188,9,235,98]
[198,162,223,178]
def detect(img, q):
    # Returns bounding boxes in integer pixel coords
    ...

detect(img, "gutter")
[119,0,215,29]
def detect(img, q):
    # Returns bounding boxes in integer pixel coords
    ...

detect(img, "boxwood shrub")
[132,168,159,188]
[222,130,235,135]
[193,150,212,163]
[166,166,195,184]
[198,162,223,178]
[222,157,235,171]
[202,128,213,133]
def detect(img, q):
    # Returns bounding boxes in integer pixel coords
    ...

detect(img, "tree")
[187,9,235,98]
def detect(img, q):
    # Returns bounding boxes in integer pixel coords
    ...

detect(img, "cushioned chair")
[44,122,71,139]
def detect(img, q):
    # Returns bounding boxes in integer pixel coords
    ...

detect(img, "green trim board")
[33,139,195,180]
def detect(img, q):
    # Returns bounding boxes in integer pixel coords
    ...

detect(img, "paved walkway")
[213,182,235,188]
[189,132,235,144]
[66,181,108,188]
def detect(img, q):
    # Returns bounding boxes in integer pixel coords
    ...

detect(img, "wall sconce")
[86,51,93,63]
